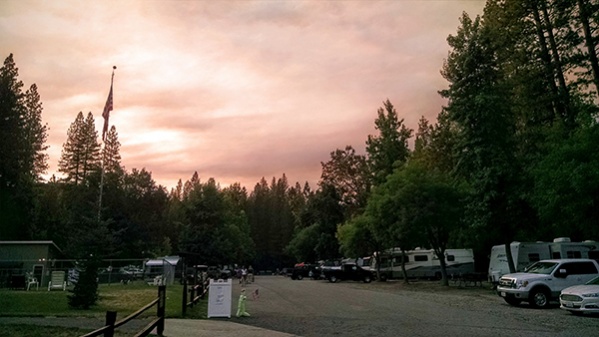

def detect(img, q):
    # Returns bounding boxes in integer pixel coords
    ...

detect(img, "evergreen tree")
[0,54,48,239]
[101,125,123,176]
[0,54,25,189]
[365,99,413,186]
[59,112,101,185]
[68,255,100,309]
[23,84,49,180]
[441,12,522,272]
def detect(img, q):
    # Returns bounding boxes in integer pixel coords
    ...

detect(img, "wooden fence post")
[157,285,166,335]
[182,277,188,316]
[103,311,116,337]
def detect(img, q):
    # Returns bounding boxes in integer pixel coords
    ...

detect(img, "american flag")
[102,84,113,141]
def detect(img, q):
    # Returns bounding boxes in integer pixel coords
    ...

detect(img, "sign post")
[207,279,232,318]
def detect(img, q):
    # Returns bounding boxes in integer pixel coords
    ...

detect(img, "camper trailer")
[487,238,599,284]
[371,248,475,280]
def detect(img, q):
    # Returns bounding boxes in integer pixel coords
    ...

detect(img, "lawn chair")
[26,273,39,291]
[48,271,66,291]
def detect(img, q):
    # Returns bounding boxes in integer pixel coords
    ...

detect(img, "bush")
[67,258,100,309]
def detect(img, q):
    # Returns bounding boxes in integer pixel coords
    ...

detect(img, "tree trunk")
[540,0,573,125]
[577,0,599,96]
[505,242,516,273]
[436,249,449,286]
[531,0,562,120]
[400,250,409,284]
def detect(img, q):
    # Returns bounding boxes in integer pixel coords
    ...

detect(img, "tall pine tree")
[59,112,101,185]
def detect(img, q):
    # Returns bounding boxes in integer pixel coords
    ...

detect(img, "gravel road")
[229,275,599,337]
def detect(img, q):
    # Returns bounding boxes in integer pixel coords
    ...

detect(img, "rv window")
[567,251,582,259]
[446,255,455,262]
[528,253,540,262]
[414,255,428,262]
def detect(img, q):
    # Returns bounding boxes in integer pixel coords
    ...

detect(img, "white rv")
[371,248,475,280]
[487,238,599,284]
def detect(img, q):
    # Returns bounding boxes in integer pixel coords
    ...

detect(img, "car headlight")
[515,280,529,288]
[581,292,599,298]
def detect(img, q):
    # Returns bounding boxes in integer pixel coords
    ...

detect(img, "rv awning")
[145,256,180,266]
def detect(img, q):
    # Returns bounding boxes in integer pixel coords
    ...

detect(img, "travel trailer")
[370,248,475,280]
[488,238,599,284]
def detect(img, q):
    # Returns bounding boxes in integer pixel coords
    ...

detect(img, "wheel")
[504,297,522,306]
[329,276,338,283]
[363,275,372,283]
[529,288,550,309]
[297,274,303,280]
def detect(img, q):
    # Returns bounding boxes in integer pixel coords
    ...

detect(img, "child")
[236,289,250,317]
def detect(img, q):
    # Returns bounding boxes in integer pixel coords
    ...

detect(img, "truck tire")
[529,288,550,309]
[363,275,372,283]
[504,297,522,306]
[329,275,338,283]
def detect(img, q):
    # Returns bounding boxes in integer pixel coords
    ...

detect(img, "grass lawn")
[0,280,207,336]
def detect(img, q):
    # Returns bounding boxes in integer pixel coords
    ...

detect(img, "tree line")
[1,0,598,281]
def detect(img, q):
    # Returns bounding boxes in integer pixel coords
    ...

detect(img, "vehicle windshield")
[587,276,599,285]
[525,262,559,274]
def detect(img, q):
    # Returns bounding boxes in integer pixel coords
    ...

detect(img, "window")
[528,253,540,262]
[566,251,582,258]
[559,262,598,275]
[552,252,561,259]
[447,255,455,262]
[526,261,559,274]
[414,255,428,262]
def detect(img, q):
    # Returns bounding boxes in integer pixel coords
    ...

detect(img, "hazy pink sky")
[2,0,485,191]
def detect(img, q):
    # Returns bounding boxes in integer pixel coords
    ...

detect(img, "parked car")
[496,259,599,308]
[290,263,320,280]
[323,263,375,283]
[560,275,599,315]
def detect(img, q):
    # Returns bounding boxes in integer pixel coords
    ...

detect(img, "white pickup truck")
[496,259,599,308]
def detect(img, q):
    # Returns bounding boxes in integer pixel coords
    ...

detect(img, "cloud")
[1,0,485,190]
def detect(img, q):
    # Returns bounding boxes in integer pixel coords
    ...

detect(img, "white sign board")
[207,279,232,318]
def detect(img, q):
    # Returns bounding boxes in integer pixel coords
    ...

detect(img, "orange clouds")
[2,0,484,190]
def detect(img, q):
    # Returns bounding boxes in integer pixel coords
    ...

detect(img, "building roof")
[0,241,64,255]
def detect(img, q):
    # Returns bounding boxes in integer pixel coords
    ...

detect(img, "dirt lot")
[230,276,599,337]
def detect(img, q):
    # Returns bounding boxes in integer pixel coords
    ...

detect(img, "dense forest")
[1,0,598,275]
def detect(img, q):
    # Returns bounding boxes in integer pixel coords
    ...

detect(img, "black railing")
[80,285,166,337]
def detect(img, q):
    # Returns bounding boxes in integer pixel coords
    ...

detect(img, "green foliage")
[68,257,100,309]
[0,54,49,240]
[337,214,381,258]
[58,112,101,185]
[319,146,370,217]
[367,162,466,284]
[286,223,321,262]
[366,99,413,186]
[531,124,599,240]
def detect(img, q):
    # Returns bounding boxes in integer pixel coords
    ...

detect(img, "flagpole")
[98,66,116,223]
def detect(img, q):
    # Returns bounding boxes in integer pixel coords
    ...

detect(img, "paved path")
[0,316,296,336]
[160,318,298,337]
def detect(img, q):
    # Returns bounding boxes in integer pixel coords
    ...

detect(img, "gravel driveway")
[229,275,599,337]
